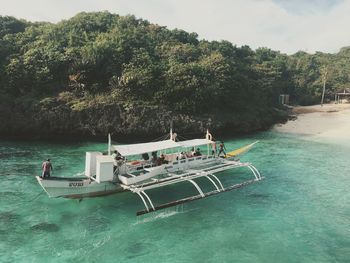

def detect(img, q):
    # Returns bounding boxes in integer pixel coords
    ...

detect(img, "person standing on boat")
[112,151,124,172]
[211,140,217,155]
[41,159,53,178]
[218,141,226,157]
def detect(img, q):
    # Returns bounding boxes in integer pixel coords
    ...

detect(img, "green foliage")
[0,16,28,38]
[1,11,350,118]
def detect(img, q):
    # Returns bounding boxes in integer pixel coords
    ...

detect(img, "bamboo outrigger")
[36,130,262,216]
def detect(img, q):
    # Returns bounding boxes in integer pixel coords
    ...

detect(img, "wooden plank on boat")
[136,178,259,216]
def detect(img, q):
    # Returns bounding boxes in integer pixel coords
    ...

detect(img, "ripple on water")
[79,214,111,233]
[0,211,32,250]
[1,133,350,263]
[0,191,25,199]
[0,150,33,159]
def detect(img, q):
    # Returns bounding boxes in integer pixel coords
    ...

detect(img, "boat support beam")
[134,190,155,213]
[136,178,260,216]
[187,179,205,198]
[208,173,225,191]
[247,165,261,180]
[203,175,221,192]
[250,165,261,179]
[135,192,150,212]
[140,191,155,211]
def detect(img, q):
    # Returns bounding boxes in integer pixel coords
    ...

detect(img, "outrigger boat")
[36,130,262,215]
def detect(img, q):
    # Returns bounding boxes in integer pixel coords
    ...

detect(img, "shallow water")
[0,132,349,262]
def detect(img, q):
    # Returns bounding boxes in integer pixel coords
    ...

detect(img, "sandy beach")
[274,104,350,145]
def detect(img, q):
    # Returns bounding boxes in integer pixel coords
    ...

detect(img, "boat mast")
[206,129,210,155]
[108,133,111,155]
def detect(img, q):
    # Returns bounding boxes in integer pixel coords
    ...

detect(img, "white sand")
[274,104,350,145]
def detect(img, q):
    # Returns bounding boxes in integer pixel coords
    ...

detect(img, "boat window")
[173,162,178,165]
[196,157,202,160]
[188,159,194,162]
[180,160,186,163]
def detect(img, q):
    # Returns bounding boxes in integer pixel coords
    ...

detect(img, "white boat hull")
[36,176,123,198]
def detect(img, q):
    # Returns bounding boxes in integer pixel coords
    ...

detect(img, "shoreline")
[274,103,350,144]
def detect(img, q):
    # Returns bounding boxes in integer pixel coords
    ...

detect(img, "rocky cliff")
[0,97,288,141]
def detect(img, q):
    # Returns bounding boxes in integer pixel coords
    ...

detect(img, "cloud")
[272,0,345,15]
[0,0,349,54]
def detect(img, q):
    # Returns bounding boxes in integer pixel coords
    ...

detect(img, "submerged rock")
[30,222,60,232]
[0,211,19,223]
[126,242,152,259]
[248,193,270,199]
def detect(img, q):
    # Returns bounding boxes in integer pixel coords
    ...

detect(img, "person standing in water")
[41,159,53,178]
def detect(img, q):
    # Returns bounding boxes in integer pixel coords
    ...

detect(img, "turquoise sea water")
[0,131,349,263]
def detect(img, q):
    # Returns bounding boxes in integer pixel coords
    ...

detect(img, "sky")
[0,0,349,54]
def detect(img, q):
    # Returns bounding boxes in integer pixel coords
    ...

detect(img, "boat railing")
[124,154,219,178]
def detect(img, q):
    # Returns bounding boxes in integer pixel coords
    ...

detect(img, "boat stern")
[35,176,51,197]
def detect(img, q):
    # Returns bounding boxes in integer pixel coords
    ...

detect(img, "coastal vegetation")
[0,12,349,139]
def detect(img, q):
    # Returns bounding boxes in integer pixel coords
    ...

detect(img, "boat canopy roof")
[112,140,179,156]
[112,138,213,156]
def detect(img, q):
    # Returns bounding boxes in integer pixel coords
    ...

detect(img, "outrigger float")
[36,130,262,216]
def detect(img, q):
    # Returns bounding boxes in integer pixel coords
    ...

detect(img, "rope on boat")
[151,133,171,142]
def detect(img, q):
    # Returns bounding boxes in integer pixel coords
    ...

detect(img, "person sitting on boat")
[175,152,185,160]
[41,159,53,179]
[177,152,186,160]
[158,154,169,165]
[142,153,149,161]
[218,141,226,157]
[151,151,158,165]
[186,152,193,158]
[190,147,196,156]
[194,148,202,156]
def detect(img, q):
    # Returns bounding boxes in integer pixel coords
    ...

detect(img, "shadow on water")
[247,193,271,199]
[125,241,154,260]
[59,212,78,224]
